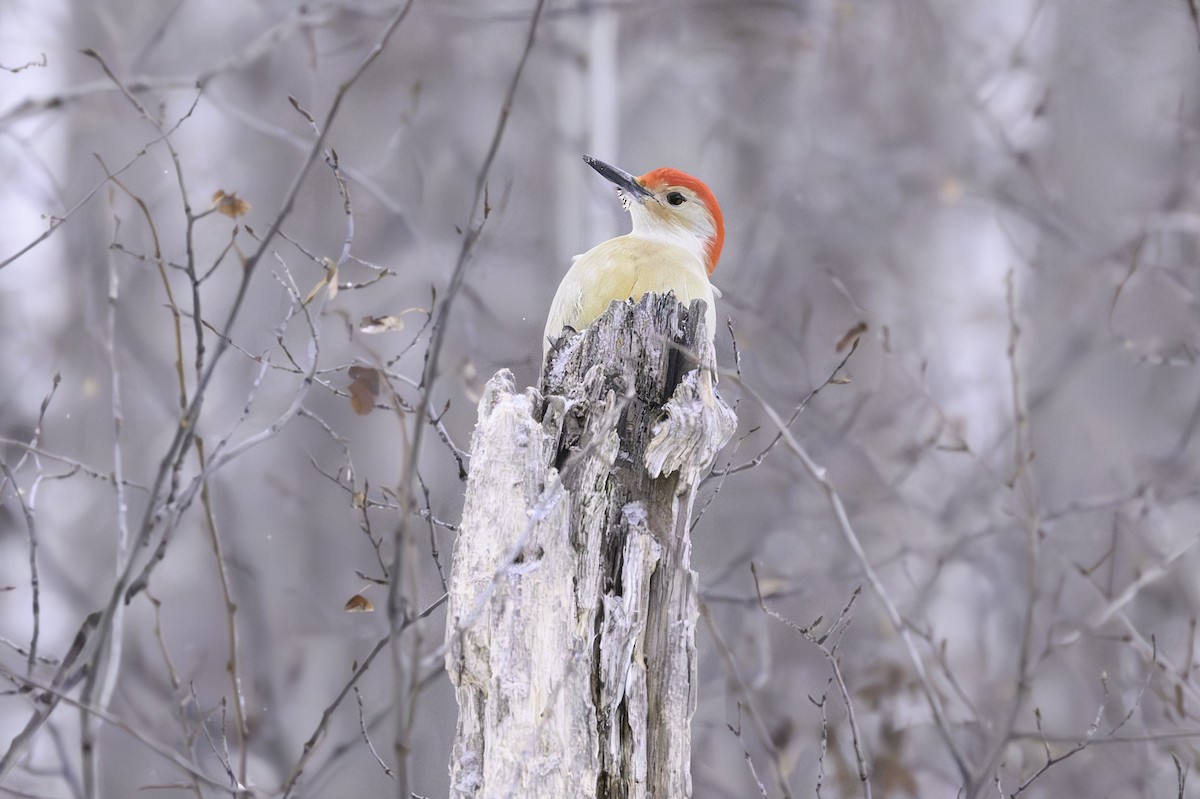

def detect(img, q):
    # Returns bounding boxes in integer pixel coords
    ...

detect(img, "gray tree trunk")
[445,295,736,799]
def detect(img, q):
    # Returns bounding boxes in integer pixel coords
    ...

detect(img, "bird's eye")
[666,191,686,206]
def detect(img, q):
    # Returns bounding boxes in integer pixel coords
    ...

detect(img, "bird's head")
[584,155,724,275]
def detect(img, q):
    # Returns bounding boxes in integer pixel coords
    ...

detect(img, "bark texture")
[445,295,736,799]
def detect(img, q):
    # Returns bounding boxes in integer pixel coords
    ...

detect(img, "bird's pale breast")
[544,235,716,358]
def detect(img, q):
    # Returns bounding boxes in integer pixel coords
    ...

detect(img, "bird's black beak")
[583,155,653,200]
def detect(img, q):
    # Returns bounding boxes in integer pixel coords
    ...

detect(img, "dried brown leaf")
[212,189,251,219]
[325,261,338,302]
[359,315,406,334]
[303,258,338,306]
[348,365,380,415]
[344,594,374,613]
[836,321,867,353]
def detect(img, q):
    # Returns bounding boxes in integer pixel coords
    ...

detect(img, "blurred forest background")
[2,0,1200,797]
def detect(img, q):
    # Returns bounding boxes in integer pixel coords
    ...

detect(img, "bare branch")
[725,368,971,783]
[698,599,796,799]
[709,335,859,480]
[753,570,872,799]
[0,53,47,73]
[278,593,446,798]
[726,705,770,798]
[387,3,546,792]
[0,664,249,794]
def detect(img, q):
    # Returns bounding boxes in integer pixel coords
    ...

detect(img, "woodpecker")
[543,155,724,363]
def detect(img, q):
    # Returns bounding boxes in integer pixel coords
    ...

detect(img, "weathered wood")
[445,295,736,799]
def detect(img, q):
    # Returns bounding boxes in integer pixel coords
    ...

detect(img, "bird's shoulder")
[576,234,694,265]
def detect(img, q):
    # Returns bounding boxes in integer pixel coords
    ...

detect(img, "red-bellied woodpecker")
[543,155,724,363]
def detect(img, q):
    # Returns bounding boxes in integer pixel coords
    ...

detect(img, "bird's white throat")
[627,212,712,277]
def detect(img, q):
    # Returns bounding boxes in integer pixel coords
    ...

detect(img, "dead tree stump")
[445,295,736,799]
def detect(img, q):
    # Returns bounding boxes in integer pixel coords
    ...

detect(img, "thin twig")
[971,270,1042,797]
[192,688,238,792]
[385,2,546,793]
[711,336,860,480]
[278,593,446,799]
[0,438,146,489]
[0,665,247,794]
[723,368,971,783]
[195,439,251,790]
[726,705,770,798]
[1,375,59,679]
[697,598,796,799]
[354,687,395,780]
[61,9,419,794]
[0,462,40,678]
[387,0,546,616]
[0,119,189,271]
[812,685,830,799]
[753,570,873,799]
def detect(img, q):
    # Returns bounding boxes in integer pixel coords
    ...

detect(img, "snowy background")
[1,1,1199,796]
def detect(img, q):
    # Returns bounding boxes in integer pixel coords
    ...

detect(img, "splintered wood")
[445,295,736,799]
